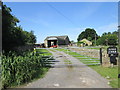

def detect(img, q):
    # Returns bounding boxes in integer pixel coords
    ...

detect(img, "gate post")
[100,48,102,65]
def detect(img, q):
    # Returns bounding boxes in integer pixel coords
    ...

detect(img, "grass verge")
[90,65,118,88]
[36,49,52,56]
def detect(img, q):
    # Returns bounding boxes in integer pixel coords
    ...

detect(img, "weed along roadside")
[55,47,118,88]
[64,59,73,70]
[1,49,53,89]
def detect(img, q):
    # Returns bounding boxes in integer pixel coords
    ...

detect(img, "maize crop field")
[1,49,52,89]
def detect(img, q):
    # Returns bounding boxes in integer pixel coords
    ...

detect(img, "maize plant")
[1,50,50,88]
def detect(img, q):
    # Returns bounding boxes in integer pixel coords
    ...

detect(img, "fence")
[36,46,118,67]
[64,47,101,66]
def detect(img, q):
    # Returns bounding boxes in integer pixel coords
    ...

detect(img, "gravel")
[22,50,111,88]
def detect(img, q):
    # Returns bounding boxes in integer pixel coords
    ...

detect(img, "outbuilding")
[79,38,92,47]
[44,35,70,48]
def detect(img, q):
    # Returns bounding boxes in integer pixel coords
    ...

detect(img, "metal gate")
[64,47,102,65]
[36,46,102,66]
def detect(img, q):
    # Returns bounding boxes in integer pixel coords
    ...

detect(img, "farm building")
[34,43,45,48]
[79,38,92,47]
[44,35,70,48]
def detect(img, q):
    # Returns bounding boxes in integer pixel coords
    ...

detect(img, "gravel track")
[22,50,111,88]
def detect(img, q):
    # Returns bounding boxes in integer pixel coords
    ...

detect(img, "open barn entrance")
[47,39,58,48]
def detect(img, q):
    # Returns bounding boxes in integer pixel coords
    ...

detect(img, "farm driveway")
[23,49,111,88]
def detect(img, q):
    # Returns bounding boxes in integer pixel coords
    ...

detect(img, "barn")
[44,35,70,48]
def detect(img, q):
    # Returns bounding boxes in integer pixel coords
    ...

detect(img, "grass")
[88,47,100,50]
[56,48,100,65]
[36,49,52,56]
[49,49,56,52]
[55,48,118,88]
[64,59,72,64]
[90,65,118,88]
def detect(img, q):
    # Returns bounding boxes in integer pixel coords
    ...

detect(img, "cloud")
[96,23,118,36]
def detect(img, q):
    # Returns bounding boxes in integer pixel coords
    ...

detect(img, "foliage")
[77,28,98,42]
[1,49,51,88]
[96,31,118,46]
[2,4,36,52]
[70,40,75,43]
[77,28,118,46]
[77,41,85,46]
[2,51,40,88]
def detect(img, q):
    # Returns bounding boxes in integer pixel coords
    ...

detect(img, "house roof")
[44,35,68,41]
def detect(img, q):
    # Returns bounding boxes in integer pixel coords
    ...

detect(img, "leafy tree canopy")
[2,4,36,52]
[96,31,118,46]
[77,28,98,42]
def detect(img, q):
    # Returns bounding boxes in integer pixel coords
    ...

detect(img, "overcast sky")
[4,2,118,43]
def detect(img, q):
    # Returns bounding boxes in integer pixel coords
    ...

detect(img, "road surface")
[22,50,111,88]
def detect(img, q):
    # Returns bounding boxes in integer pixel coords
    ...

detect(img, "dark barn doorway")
[48,40,57,47]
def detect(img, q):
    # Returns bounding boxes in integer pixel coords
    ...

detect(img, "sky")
[4,2,118,43]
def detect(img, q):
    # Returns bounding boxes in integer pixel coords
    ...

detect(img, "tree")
[112,31,118,36]
[102,32,107,36]
[2,4,36,52]
[96,31,118,46]
[77,28,98,43]
[107,34,118,45]
[2,4,19,51]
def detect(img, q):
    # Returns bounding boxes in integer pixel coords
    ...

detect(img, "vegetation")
[1,49,52,88]
[90,66,118,88]
[96,32,118,46]
[77,28,118,46]
[2,4,36,52]
[55,48,118,88]
[1,4,53,89]
[36,49,52,56]
[77,28,98,45]
[55,48,100,65]
[49,49,56,52]
[64,59,72,65]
